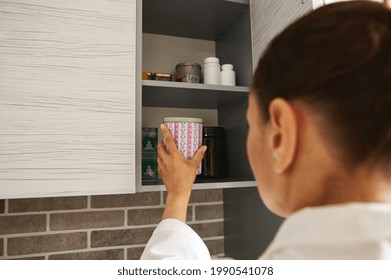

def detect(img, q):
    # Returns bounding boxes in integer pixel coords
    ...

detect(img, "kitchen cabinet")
[250,0,313,69]
[0,0,138,198]
[139,0,256,192]
[0,0,320,199]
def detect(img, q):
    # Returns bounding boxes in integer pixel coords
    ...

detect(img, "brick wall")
[0,189,224,260]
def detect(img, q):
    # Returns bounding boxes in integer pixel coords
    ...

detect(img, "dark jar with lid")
[202,127,228,178]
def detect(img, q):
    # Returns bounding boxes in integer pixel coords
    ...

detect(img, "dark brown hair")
[252,1,391,173]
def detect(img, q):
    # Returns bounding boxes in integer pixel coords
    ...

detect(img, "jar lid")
[203,126,225,136]
[164,117,203,123]
[204,57,219,64]
[222,64,233,70]
[175,62,201,70]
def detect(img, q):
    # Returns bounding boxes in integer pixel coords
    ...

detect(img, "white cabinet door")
[250,0,313,69]
[0,0,138,198]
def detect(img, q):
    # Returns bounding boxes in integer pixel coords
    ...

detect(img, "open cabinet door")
[223,0,313,259]
[0,0,138,198]
[250,0,313,69]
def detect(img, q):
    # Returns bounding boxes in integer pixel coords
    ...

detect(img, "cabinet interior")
[140,0,255,190]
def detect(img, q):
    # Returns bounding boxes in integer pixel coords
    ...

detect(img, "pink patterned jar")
[163,117,203,175]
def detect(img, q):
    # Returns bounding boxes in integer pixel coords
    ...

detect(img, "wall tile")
[50,211,124,231]
[49,249,124,260]
[7,232,87,256]
[0,200,4,214]
[8,197,87,213]
[91,228,154,248]
[205,239,224,256]
[190,222,224,238]
[190,189,223,203]
[0,238,3,256]
[127,207,192,226]
[127,247,145,260]
[91,192,160,208]
[0,215,46,235]
[164,189,223,204]
[7,256,46,260]
[195,204,224,221]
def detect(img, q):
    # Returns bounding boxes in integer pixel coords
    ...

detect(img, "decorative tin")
[142,128,158,182]
[163,117,203,175]
[175,62,201,83]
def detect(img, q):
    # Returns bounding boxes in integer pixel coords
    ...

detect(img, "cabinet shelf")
[142,80,249,109]
[142,178,256,192]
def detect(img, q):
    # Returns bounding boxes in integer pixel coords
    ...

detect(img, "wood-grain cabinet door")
[250,0,313,70]
[0,0,137,198]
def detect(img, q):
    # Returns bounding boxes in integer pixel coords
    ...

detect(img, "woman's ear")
[268,98,298,174]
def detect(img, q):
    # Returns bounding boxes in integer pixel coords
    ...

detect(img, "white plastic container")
[203,57,221,85]
[221,64,236,86]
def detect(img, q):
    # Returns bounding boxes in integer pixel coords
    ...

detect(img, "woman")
[141,1,391,259]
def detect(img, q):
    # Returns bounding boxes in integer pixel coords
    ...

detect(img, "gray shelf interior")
[142,81,249,109]
[143,0,249,40]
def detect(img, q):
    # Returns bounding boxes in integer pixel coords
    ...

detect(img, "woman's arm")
[157,124,207,222]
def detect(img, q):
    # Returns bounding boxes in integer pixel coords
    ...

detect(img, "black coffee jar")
[202,126,228,178]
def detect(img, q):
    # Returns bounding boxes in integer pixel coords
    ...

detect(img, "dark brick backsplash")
[49,249,124,260]
[195,204,224,220]
[91,228,154,248]
[190,222,224,238]
[91,192,160,208]
[2,189,225,259]
[50,211,124,231]
[205,239,225,256]
[0,200,4,214]
[7,232,87,256]
[164,189,223,204]
[0,215,46,235]
[127,247,145,260]
[128,207,192,226]
[8,256,46,260]
[9,196,87,213]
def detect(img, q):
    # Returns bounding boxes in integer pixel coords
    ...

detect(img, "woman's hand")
[158,124,207,222]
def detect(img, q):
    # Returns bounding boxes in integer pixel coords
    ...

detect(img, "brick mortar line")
[189,201,224,206]
[192,205,196,222]
[0,246,134,260]
[202,236,225,241]
[3,238,7,257]
[46,213,50,232]
[2,204,179,215]
[124,208,128,227]
[87,229,91,249]
[4,199,9,214]
[87,196,91,210]
[160,191,164,206]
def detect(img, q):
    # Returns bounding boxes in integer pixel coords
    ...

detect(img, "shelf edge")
[141,180,256,192]
[142,80,250,93]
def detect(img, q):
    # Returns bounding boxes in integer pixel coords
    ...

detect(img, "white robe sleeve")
[140,218,211,260]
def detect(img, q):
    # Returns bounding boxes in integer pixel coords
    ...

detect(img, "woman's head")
[247,1,391,216]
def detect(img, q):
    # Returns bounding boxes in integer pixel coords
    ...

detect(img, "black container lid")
[203,126,225,137]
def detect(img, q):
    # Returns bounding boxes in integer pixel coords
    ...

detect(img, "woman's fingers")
[157,153,166,169]
[157,140,168,158]
[160,124,179,155]
[191,146,207,168]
